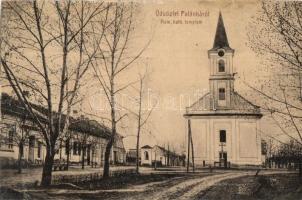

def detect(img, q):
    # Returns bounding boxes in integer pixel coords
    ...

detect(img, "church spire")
[212,12,230,49]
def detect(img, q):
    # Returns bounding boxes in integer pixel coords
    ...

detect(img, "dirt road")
[15,170,293,200]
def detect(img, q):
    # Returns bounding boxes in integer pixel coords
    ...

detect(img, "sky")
[1,0,288,153]
[83,0,282,152]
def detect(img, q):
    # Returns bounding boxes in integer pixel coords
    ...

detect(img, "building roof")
[141,145,152,149]
[184,92,262,118]
[1,93,116,139]
[1,93,47,123]
[210,12,233,51]
[153,145,185,158]
[69,118,111,139]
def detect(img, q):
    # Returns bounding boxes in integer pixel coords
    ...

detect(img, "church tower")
[208,12,235,109]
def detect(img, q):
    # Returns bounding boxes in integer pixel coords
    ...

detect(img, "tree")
[91,3,150,178]
[247,1,302,145]
[247,0,302,175]
[0,0,108,186]
[132,73,155,174]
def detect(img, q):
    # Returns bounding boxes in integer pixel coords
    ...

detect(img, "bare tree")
[91,3,150,178]
[0,1,108,186]
[131,73,155,174]
[247,1,302,144]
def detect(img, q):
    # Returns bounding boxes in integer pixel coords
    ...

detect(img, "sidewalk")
[0,165,136,187]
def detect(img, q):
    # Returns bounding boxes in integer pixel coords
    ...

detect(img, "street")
[2,168,297,200]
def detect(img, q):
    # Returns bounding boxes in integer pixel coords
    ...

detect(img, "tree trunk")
[136,130,140,174]
[154,150,157,170]
[103,139,113,178]
[91,148,94,168]
[41,149,55,186]
[18,142,23,174]
[299,158,302,178]
[103,86,116,178]
[82,145,85,170]
[59,140,62,161]
[66,140,70,170]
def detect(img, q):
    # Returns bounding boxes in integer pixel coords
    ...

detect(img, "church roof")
[210,12,233,51]
[184,92,262,118]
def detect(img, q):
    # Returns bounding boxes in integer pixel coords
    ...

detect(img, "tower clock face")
[218,50,224,57]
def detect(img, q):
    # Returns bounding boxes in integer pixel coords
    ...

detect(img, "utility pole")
[168,143,170,166]
[154,147,157,170]
[190,121,195,172]
[187,119,191,173]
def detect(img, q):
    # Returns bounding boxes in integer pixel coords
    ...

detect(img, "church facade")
[184,13,263,167]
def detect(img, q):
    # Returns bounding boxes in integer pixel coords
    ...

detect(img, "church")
[184,12,263,167]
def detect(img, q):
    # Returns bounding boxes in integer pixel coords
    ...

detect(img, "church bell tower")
[208,12,235,109]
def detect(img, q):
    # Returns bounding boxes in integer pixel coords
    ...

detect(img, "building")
[141,145,153,166]
[141,145,185,167]
[184,13,263,167]
[126,149,140,165]
[0,93,126,168]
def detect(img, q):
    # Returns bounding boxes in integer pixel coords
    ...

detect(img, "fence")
[51,168,136,185]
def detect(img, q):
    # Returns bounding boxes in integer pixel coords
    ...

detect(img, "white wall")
[141,148,152,165]
[188,116,262,166]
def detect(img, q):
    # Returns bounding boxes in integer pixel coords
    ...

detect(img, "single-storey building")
[141,145,185,167]
[0,93,126,168]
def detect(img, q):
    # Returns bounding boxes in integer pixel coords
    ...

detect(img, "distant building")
[126,149,140,165]
[141,145,153,166]
[140,145,185,167]
[0,93,126,168]
[184,13,263,167]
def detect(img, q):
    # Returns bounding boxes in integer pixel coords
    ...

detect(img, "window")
[20,143,24,158]
[78,143,82,155]
[261,140,267,155]
[28,136,35,147]
[220,130,226,143]
[218,60,225,72]
[37,142,42,158]
[8,130,14,149]
[144,151,149,160]
[219,88,226,100]
[73,142,78,155]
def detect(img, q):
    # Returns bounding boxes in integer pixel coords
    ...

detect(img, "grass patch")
[77,172,187,190]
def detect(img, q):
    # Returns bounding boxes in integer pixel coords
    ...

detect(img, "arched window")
[218,60,225,72]
[144,151,149,160]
